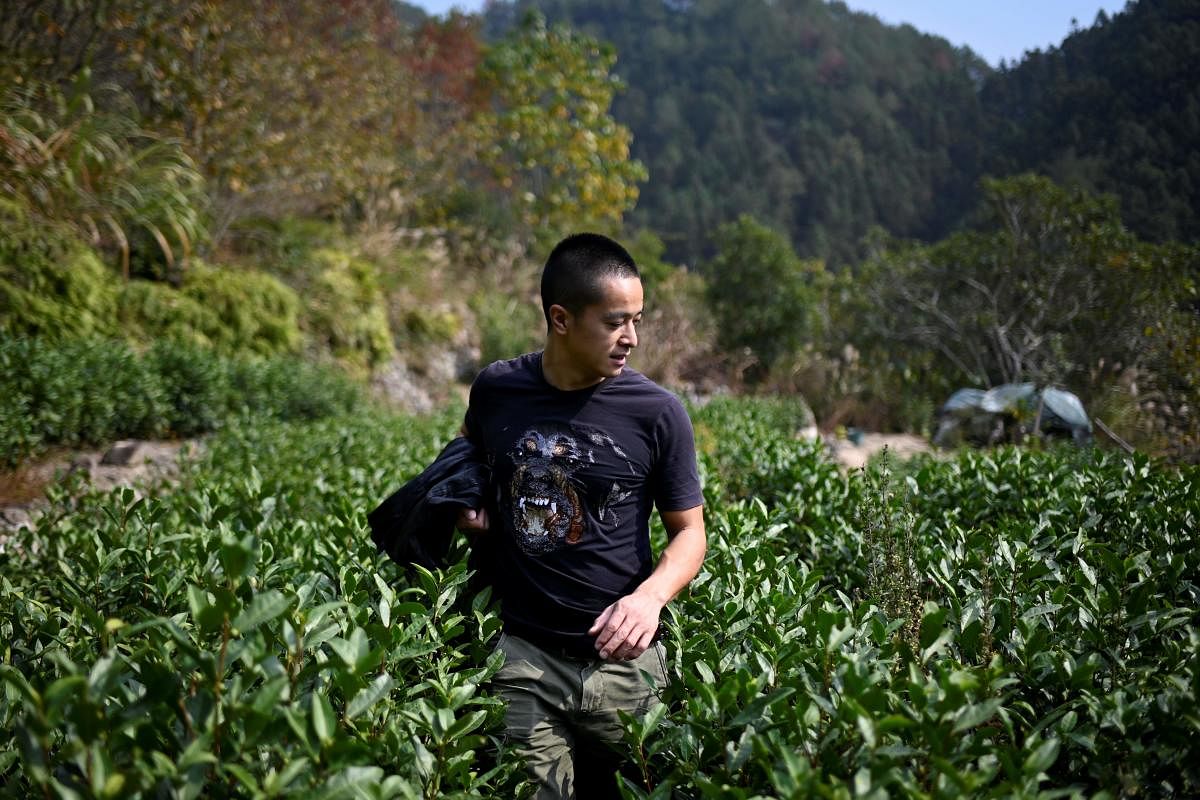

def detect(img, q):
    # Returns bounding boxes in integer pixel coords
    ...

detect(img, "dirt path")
[827,432,934,470]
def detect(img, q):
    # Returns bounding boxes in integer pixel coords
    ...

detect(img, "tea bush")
[1,398,1195,797]
[0,337,362,466]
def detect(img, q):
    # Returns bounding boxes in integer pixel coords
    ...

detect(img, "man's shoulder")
[611,369,690,417]
[615,368,677,397]
[472,352,540,390]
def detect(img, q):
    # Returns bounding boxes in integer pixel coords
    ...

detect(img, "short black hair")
[540,233,640,325]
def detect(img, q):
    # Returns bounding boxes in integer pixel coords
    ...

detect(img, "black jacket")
[368,436,493,573]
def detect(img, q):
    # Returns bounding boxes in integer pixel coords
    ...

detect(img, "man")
[457,233,706,798]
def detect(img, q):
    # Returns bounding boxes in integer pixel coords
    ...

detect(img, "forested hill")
[981,0,1200,245]
[482,0,1199,267]
[486,0,991,266]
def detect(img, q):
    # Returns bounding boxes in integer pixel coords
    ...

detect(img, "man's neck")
[541,342,604,392]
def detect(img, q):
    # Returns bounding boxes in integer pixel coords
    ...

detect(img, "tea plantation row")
[1,398,1196,798]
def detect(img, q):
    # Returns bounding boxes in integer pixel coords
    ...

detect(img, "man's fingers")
[588,605,615,637]
[456,507,490,532]
[599,618,642,660]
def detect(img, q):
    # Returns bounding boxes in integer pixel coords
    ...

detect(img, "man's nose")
[621,322,638,348]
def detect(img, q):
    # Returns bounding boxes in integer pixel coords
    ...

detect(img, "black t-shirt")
[463,351,703,655]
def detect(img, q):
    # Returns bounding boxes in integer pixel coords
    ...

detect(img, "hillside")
[487,0,990,266]
[484,0,1199,265]
[981,0,1200,244]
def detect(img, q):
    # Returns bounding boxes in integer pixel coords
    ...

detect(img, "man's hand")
[589,505,705,661]
[456,507,489,532]
[588,591,664,661]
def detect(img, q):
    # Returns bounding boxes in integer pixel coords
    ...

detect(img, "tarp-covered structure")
[933,383,1093,448]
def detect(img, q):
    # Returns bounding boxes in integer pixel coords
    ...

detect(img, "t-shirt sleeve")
[651,396,704,511]
[462,371,487,443]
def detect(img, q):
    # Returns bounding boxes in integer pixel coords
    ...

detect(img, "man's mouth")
[610,352,628,366]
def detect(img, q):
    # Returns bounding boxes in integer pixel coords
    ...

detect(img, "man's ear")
[548,304,572,335]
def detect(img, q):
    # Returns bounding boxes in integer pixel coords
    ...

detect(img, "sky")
[408,1,1131,66]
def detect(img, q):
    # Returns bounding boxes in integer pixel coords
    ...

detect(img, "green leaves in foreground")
[1,401,1197,798]
[0,410,518,798]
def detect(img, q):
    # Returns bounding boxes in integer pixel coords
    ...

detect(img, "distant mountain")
[391,1,432,27]
[485,0,990,266]
[482,0,1199,265]
[981,0,1200,245]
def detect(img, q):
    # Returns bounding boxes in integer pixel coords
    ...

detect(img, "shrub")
[227,357,362,422]
[303,248,394,374]
[3,401,1193,797]
[702,214,824,382]
[144,339,233,437]
[181,263,303,357]
[0,207,119,339]
[0,335,368,466]
[116,279,224,349]
[470,290,542,366]
[0,338,166,466]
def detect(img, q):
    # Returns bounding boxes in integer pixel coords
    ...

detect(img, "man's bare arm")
[589,505,706,660]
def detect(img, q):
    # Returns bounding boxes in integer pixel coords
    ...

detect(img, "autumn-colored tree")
[473,11,647,244]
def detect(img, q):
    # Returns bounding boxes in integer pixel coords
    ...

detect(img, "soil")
[826,432,935,471]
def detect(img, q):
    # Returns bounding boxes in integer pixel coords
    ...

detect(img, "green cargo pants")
[490,631,669,800]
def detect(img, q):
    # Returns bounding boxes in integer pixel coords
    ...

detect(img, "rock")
[0,504,34,535]
[101,441,143,466]
[372,358,437,415]
[70,454,97,473]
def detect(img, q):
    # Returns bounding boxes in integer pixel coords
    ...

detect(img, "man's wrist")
[632,582,671,608]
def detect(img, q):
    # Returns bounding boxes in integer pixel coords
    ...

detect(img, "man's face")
[558,275,644,386]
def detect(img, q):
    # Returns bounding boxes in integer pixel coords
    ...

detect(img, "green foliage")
[304,249,395,374]
[625,228,676,295]
[0,75,206,276]
[3,399,1194,797]
[180,263,303,357]
[833,175,1198,440]
[0,337,166,464]
[143,340,231,438]
[703,215,823,381]
[0,209,119,339]
[475,10,647,242]
[493,0,987,266]
[0,409,520,797]
[0,337,363,466]
[641,411,1198,797]
[225,358,364,424]
[981,0,1200,244]
[116,280,224,349]
[469,291,543,366]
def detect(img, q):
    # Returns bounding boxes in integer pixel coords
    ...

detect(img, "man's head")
[540,233,644,388]
[541,233,640,327]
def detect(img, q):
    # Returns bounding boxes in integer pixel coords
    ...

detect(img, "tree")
[472,11,647,245]
[861,174,1184,393]
[702,214,823,382]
